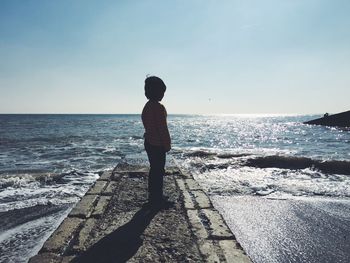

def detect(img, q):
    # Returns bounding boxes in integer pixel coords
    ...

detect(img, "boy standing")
[142,76,171,209]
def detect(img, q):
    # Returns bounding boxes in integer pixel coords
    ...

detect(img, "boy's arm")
[157,105,171,152]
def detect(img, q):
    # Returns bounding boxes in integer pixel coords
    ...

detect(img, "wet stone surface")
[29,165,251,263]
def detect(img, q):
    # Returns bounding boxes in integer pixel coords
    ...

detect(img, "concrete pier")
[29,165,251,262]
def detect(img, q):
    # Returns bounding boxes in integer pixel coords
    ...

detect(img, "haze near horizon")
[0,0,349,114]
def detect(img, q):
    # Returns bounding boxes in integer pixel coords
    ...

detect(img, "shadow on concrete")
[72,206,158,263]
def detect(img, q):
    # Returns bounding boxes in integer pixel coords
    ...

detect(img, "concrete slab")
[198,240,221,263]
[41,217,83,254]
[103,181,118,195]
[111,172,123,181]
[219,240,251,263]
[201,209,232,239]
[99,171,111,181]
[182,189,195,209]
[185,178,202,190]
[92,196,111,217]
[125,171,148,178]
[175,179,187,191]
[179,170,193,178]
[86,181,107,195]
[28,253,62,263]
[165,167,181,175]
[192,190,212,209]
[96,211,137,237]
[69,195,98,218]
[61,256,75,263]
[186,210,208,239]
[72,218,98,253]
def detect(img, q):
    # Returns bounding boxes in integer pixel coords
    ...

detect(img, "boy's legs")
[145,142,166,205]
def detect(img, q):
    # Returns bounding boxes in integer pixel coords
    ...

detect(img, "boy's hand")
[165,145,171,152]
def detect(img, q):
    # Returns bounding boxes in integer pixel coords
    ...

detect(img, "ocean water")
[0,114,349,262]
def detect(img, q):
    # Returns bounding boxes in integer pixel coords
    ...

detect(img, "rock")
[304,110,350,127]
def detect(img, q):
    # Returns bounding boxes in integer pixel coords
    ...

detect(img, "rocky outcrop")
[304,110,350,127]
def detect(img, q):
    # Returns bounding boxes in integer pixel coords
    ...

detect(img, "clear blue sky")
[1,0,349,114]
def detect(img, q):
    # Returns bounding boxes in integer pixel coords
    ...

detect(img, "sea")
[0,114,349,263]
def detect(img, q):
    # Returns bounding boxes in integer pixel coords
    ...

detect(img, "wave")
[115,135,143,140]
[0,204,70,232]
[0,203,71,263]
[189,162,350,198]
[0,170,99,213]
[245,156,350,175]
[0,173,63,190]
[184,150,251,158]
[0,170,101,190]
[182,149,350,175]
[184,150,217,158]
[217,153,252,158]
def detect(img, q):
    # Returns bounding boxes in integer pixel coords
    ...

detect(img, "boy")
[142,76,171,210]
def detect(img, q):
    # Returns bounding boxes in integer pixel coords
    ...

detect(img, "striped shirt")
[142,100,171,149]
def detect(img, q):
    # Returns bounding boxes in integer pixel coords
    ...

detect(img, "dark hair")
[144,76,166,101]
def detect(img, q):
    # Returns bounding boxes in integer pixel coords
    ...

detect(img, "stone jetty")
[29,164,251,263]
[304,110,350,127]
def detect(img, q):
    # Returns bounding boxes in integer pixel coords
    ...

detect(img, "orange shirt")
[142,100,171,149]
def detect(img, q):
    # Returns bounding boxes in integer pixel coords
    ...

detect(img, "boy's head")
[144,76,166,101]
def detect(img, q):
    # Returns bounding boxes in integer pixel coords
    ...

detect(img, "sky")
[0,0,349,114]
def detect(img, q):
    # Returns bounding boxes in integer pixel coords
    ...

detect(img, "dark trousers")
[144,141,166,204]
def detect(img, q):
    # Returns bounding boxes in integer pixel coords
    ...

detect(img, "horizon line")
[0,112,326,116]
